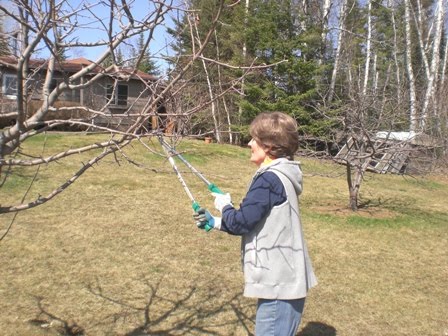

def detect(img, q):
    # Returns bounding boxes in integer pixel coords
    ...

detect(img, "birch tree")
[404,0,418,131]
[420,0,444,130]
[328,0,347,103]
[319,0,332,63]
[362,0,372,96]
[389,0,402,107]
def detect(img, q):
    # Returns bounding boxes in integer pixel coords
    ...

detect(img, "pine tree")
[56,28,67,61]
[240,0,324,137]
[134,33,159,75]
[168,0,327,140]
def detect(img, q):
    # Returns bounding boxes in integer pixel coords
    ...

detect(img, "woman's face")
[248,138,268,166]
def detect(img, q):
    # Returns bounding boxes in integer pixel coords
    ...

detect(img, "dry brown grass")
[0,135,447,335]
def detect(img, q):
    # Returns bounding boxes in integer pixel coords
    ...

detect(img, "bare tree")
[0,0,261,237]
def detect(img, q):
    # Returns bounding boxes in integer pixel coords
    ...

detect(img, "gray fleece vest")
[242,161,317,299]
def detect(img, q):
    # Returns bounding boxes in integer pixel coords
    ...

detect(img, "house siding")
[1,57,162,131]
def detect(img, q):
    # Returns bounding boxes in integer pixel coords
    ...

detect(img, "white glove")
[212,192,232,213]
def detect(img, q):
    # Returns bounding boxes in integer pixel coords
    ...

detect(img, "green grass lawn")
[0,133,447,335]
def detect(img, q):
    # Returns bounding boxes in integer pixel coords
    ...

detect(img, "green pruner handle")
[192,201,201,213]
[208,183,224,195]
[192,201,213,232]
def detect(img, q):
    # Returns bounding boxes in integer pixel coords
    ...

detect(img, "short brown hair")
[249,112,298,160]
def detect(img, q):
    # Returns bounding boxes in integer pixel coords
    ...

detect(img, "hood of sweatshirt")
[256,158,303,195]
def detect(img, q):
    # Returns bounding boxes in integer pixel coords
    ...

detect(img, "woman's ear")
[263,145,276,159]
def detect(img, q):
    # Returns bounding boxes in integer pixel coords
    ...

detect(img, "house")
[0,56,167,131]
[334,131,442,174]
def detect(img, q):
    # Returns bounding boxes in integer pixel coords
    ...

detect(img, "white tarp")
[375,131,418,141]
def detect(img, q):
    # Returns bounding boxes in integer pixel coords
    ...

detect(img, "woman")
[195,112,317,336]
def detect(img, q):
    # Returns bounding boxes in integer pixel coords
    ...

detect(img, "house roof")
[0,56,158,81]
[68,57,93,66]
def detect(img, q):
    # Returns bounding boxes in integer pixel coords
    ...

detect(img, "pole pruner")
[157,136,224,231]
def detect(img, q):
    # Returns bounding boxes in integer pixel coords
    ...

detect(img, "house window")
[106,83,128,106]
[2,74,18,97]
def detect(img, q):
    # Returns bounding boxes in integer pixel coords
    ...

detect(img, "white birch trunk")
[328,0,347,103]
[404,0,418,132]
[301,0,308,32]
[390,1,402,106]
[413,0,430,80]
[320,0,332,64]
[362,0,372,96]
[373,53,378,96]
[420,0,444,130]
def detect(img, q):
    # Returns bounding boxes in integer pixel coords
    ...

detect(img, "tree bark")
[320,0,332,64]
[404,0,418,132]
[328,0,347,103]
[420,0,444,130]
[390,1,402,107]
[362,0,372,96]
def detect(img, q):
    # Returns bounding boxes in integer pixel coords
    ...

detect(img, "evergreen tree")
[56,28,67,61]
[133,32,159,75]
[240,0,324,137]
[102,47,124,68]
[168,0,328,140]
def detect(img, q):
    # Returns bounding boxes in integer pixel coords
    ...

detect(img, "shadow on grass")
[28,279,255,335]
[298,321,337,336]
[89,278,255,335]
[28,296,85,335]
[27,281,336,336]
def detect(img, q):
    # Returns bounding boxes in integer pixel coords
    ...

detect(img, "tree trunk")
[362,0,372,96]
[214,30,232,144]
[200,59,220,142]
[404,0,418,132]
[349,187,359,211]
[192,13,221,142]
[328,0,347,103]
[346,161,359,211]
[390,1,402,107]
[413,0,430,80]
[420,0,444,130]
[372,53,378,96]
[319,0,332,64]
[441,37,448,86]
[238,0,250,129]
